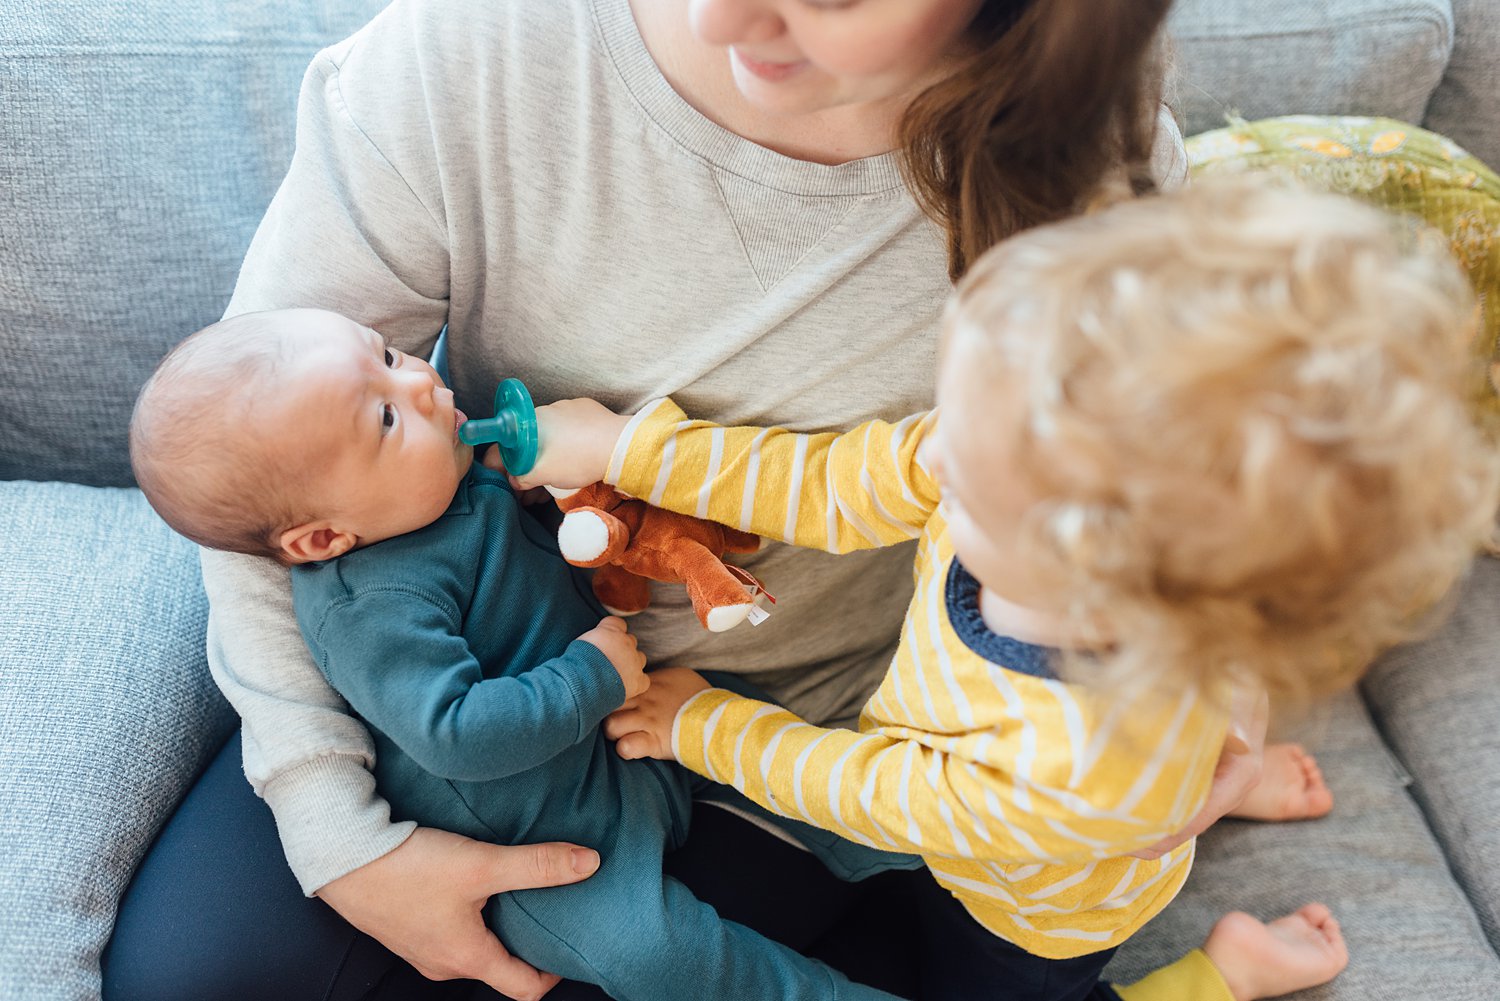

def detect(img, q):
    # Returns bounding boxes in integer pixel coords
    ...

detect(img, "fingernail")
[572,848,600,875]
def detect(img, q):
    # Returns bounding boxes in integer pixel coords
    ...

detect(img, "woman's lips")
[732,47,806,83]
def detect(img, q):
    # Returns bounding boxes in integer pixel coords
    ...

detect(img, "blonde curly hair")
[947,178,1500,705]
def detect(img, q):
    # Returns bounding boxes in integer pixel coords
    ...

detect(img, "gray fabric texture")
[1362,556,1500,953]
[1106,688,1500,999]
[1423,0,1500,168]
[1169,0,1453,138]
[0,0,388,488]
[0,482,237,1001]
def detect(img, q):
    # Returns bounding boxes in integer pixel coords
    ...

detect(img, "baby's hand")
[602,667,711,761]
[510,398,631,492]
[578,616,648,703]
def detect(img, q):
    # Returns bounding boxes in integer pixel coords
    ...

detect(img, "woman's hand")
[510,398,632,492]
[602,667,711,760]
[314,827,600,1001]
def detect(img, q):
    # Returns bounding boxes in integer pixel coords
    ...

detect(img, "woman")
[105,2,1280,999]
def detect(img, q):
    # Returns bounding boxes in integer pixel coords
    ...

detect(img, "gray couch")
[2,1,1497,999]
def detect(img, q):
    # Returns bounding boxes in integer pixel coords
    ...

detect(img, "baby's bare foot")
[1203,904,1348,1001]
[1228,743,1334,822]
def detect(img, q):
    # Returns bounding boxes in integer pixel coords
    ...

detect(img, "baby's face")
[263,310,473,550]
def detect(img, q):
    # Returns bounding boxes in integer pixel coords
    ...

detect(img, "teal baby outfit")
[290,466,911,1001]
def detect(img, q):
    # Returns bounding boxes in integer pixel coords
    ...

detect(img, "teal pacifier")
[458,378,539,476]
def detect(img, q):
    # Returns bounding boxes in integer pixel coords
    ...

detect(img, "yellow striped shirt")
[610,398,1228,960]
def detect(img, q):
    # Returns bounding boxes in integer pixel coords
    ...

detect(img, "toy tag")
[725,565,776,626]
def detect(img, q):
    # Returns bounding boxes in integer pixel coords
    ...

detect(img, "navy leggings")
[904,866,1126,1001]
[102,731,921,1001]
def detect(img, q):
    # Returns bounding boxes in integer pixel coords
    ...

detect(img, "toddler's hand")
[578,616,648,703]
[511,398,631,492]
[602,667,711,761]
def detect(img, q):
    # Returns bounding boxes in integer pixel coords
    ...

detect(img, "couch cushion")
[1424,0,1500,171]
[0,0,387,488]
[0,483,236,1001]
[1168,0,1452,140]
[1362,556,1500,953]
[1106,688,1500,999]
[1186,114,1500,418]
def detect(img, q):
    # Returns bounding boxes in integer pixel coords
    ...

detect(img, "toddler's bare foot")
[1203,904,1348,1001]
[1228,743,1333,821]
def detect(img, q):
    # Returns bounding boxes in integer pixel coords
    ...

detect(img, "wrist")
[563,638,627,729]
[595,412,630,483]
[262,755,417,895]
[604,398,679,488]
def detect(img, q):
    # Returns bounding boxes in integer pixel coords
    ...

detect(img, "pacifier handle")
[458,378,539,476]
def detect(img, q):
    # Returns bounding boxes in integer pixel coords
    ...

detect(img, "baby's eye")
[384,348,397,367]
[381,404,397,435]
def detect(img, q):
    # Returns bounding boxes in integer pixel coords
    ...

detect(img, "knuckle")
[528,844,566,885]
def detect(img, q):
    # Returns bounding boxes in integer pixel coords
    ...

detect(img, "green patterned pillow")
[1186,115,1500,417]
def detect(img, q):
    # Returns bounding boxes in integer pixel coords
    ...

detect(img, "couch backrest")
[1422,0,1500,169]
[2,0,1494,487]
[0,0,387,486]
[1169,0,1452,137]
[1170,0,1500,168]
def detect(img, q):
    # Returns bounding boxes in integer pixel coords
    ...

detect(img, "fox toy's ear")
[278,521,356,564]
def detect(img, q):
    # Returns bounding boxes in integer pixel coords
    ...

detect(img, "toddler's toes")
[1299,754,1334,818]
[1229,743,1334,822]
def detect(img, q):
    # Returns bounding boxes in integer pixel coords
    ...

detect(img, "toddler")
[518,181,1500,1001]
[129,307,924,1001]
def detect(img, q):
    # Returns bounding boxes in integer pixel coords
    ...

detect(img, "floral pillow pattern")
[1187,115,1500,416]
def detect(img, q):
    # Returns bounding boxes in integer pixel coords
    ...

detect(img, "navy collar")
[944,557,1060,680]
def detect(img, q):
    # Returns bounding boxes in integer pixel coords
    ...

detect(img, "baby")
[129,307,927,1001]
[516,180,1500,1001]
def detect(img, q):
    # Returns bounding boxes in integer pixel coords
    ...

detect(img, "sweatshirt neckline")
[590,0,906,197]
[944,557,1061,680]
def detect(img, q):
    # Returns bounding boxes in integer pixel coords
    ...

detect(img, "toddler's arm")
[521,397,940,554]
[607,670,1227,866]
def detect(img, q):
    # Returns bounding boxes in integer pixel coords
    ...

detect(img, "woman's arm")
[206,30,450,889]
[202,12,594,994]
[202,550,408,891]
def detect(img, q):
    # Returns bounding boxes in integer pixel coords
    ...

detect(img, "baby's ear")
[279,522,355,563]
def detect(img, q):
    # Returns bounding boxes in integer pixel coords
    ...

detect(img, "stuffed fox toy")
[547,482,766,632]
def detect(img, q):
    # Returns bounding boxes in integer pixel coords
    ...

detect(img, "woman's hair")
[130,314,315,564]
[946,179,1500,706]
[900,0,1175,280]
